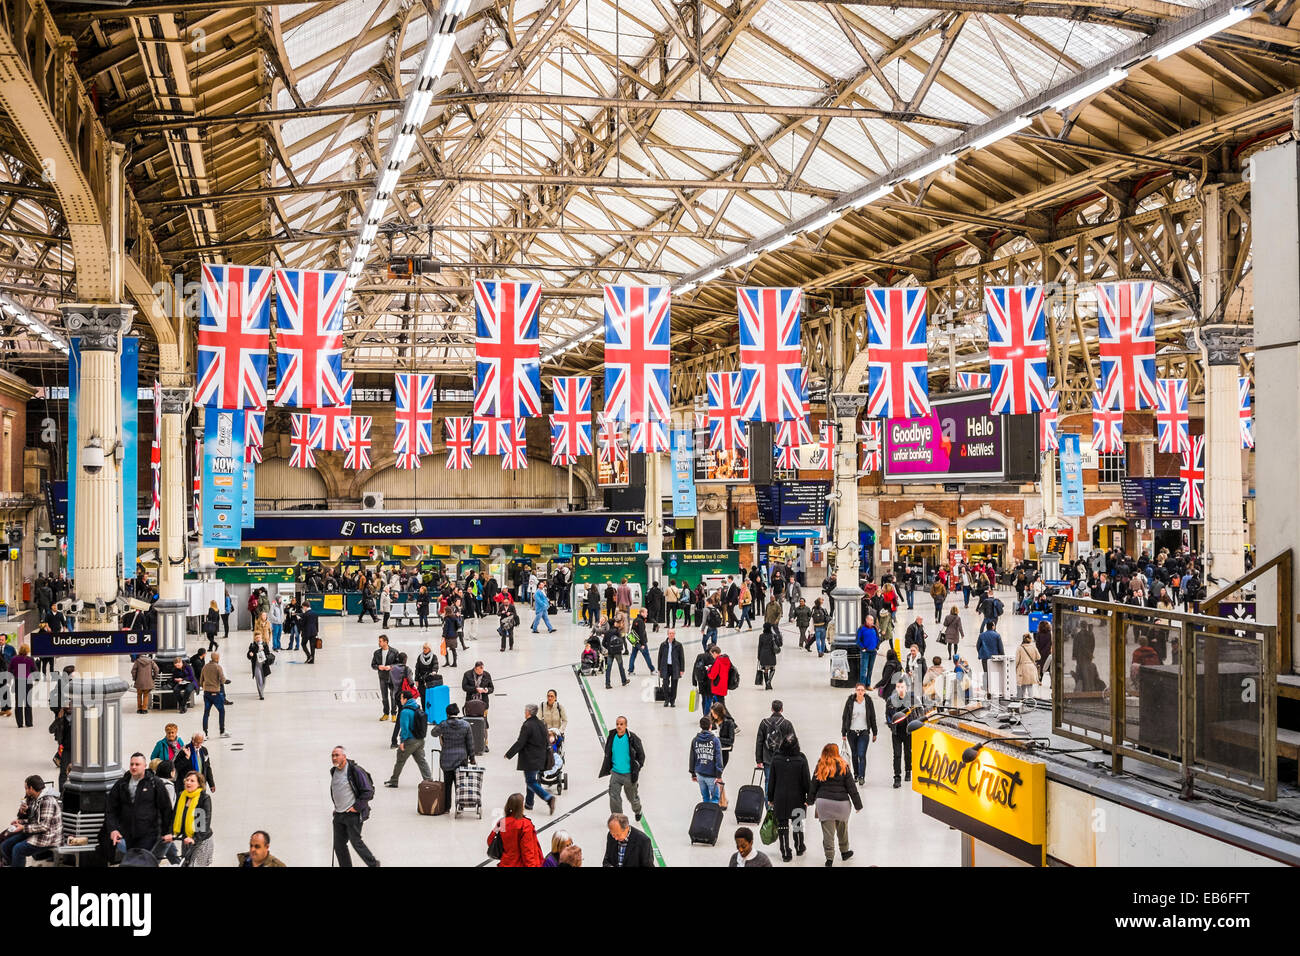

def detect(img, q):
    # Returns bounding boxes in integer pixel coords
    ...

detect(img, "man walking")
[106,753,172,857]
[461,661,494,713]
[199,652,228,738]
[602,814,653,868]
[301,604,319,663]
[885,678,914,789]
[384,690,433,788]
[504,703,556,814]
[530,584,557,634]
[371,635,398,722]
[656,630,685,708]
[598,715,646,821]
[329,746,380,867]
[689,716,725,803]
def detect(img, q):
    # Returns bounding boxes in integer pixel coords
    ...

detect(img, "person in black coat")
[504,703,555,813]
[598,717,646,819]
[840,685,878,785]
[645,582,665,632]
[300,606,319,663]
[884,677,915,789]
[757,622,782,690]
[764,735,810,863]
[656,632,685,707]
[173,733,217,793]
[602,814,654,868]
[105,754,173,855]
[371,636,398,720]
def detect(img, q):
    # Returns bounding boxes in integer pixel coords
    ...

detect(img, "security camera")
[82,436,105,475]
[95,598,106,616]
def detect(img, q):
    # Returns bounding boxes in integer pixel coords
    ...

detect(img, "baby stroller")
[538,729,568,794]
[579,634,604,676]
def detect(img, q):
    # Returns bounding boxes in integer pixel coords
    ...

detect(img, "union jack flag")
[394,373,435,468]
[273,269,347,408]
[1180,434,1205,519]
[1239,376,1254,450]
[604,285,671,423]
[956,372,990,391]
[859,419,881,474]
[737,287,803,422]
[707,372,747,452]
[501,419,529,470]
[289,413,320,468]
[550,440,575,467]
[472,417,511,456]
[597,413,626,464]
[196,264,272,409]
[630,419,669,454]
[312,403,353,452]
[817,420,836,469]
[1096,280,1157,410]
[1092,391,1123,454]
[985,285,1049,414]
[244,409,264,464]
[774,438,800,470]
[148,381,161,534]
[445,417,473,470]
[474,280,542,419]
[192,436,201,532]
[344,416,372,470]
[1155,378,1190,455]
[1039,392,1059,452]
[549,376,592,459]
[865,287,930,418]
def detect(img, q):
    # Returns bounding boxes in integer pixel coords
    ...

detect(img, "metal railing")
[1201,549,1292,676]
[1051,595,1278,800]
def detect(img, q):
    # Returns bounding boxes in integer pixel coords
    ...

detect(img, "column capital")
[1200,323,1253,366]
[159,387,191,416]
[59,303,133,351]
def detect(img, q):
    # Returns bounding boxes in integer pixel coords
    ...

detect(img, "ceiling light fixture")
[966,115,1031,153]
[1154,6,1251,60]
[905,153,957,182]
[1050,68,1128,112]
[801,211,839,233]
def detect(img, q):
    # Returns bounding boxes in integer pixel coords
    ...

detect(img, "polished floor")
[1,591,1036,866]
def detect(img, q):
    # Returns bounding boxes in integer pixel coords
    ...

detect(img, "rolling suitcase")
[417,778,447,816]
[425,684,451,725]
[455,765,484,817]
[689,801,725,845]
[734,768,766,824]
[466,716,487,756]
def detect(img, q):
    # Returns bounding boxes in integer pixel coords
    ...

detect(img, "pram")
[579,633,604,676]
[538,729,568,793]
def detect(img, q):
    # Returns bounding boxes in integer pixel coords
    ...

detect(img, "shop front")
[893,520,943,572]
[1092,517,1130,553]
[961,519,1010,566]
[912,725,1046,867]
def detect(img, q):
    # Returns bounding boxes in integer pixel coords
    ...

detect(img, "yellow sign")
[311,545,331,559]
[523,544,541,555]
[911,726,1045,865]
[430,544,451,556]
[472,544,489,555]
[392,544,412,557]
[351,545,370,557]
[323,593,344,611]
[577,555,589,566]
[257,546,278,559]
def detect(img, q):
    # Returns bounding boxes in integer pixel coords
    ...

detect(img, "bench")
[52,810,104,867]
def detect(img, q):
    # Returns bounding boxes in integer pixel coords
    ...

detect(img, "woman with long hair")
[204,600,221,652]
[809,743,862,867]
[489,793,543,868]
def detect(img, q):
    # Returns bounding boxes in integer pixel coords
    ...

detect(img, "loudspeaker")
[1003,414,1040,482]
[748,422,773,485]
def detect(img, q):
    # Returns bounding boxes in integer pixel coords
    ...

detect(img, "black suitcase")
[689,801,725,845]
[426,673,444,687]
[734,768,765,824]
[466,716,487,756]
[653,685,665,701]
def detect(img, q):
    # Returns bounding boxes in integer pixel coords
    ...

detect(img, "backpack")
[763,716,788,756]
[707,606,722,629]
[693,655,711,686]
[725,656,740,690]
[408,705,428,739]
[993,598,1004,617]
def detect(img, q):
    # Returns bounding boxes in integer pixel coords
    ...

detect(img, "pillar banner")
[121,337,139,572]
[65,338,80,570]
[202,409,245,548]
[1059,432,1085,517]
[241,461,256,529]
[671,428,697,518]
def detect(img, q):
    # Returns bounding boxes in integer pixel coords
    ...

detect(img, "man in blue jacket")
[976,624,1005,694]
[383,691,432,788]
[688,716,725,803]
[531,584,557,634]
[856,616,880,686]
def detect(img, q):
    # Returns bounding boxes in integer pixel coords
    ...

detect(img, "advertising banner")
[693,426,750,483]
[1059,433,1085,517]
[202,409,245,548]
[121,337,139,572]
[671,428,697,517]
[883,394,1005,482]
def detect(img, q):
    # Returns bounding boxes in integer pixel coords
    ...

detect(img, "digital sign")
[755,481,829,526]
[1122,478,1189,521]
[693,427,750,483]
[883,395,1006,483]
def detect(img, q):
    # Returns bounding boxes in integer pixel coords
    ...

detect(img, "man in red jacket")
[706,646,733,713]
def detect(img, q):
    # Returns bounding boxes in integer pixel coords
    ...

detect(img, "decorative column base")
[646,557,663,587]
[832,585,863,643]
[153,597,189,664]
[61,674,128,814]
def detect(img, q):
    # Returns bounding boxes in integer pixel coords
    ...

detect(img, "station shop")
[959,519,1010,565]
[893,521,943,571]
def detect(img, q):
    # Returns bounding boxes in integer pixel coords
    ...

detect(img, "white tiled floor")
[1,592,1036,867]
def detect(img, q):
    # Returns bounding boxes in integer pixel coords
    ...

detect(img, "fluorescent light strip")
[1155,6,1251,60]
[846,184,893,210]
[1050,68,1127,112]
[801,211,839,233]
[905,153,957,182]
[762,234,796,253]
[966,115,1031,153]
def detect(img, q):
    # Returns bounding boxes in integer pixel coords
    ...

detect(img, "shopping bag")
[759,806,778,846]
[754,668,765,687]
[688,689,698,713]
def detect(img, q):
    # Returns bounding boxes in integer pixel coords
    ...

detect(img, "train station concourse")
[0,0,1297,928]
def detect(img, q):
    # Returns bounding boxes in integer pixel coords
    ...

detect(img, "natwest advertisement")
[883,395,1005,483]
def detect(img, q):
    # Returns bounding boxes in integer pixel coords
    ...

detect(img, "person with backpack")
[383,689,432,788]
[603,623,628,688]
[627,609,655,676]
[702,599,722,650]
[757,622,781,690]
[810,598,830,656]
[689,716,725,803]
[692,648,714,713]
[706,645,737,709]
[755,700,795,783]
[330,746,380,867]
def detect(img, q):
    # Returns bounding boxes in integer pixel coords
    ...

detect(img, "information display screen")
[755,481,829,526]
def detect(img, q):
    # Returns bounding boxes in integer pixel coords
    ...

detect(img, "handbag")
[486,827,505,861]
[314,638,322,649]
[759,806,778,846]
[754,667,765,687]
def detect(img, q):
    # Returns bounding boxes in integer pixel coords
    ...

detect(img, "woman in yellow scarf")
[163,771,213,866]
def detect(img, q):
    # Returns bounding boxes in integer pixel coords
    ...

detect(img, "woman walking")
[839,683,877,786]
[765,733,811,863]
[247,624,272,701]
[756,622,781,690]
[131,653,159,715]
[940,606,963,661]
[1016,634,1041,700]
[709,701,736,771]
[809,743,862,866]
[929,576,947,625]
[203,600,221,652]
[163,770,214,867]
[488,792,543,867]
[7,645,36,727]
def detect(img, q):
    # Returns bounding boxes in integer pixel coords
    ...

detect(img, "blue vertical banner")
[241,460,256,529]
[121,337,139,572]
[202,408,245,548]
[66,339,80,570]
[1059,432,1085,517]
[671,428,697,518]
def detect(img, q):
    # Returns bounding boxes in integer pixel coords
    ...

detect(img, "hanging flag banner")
[121,337,139,572]
[1059,432,1085,517]
[203,408,246,548]
[671,428,697,518]
[241,459,256,529]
